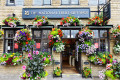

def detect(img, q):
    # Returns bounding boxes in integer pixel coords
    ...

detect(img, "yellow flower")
[103,55,105,58]
[45,71,48,76]
[13,53,15,55]
[10,55,13,57]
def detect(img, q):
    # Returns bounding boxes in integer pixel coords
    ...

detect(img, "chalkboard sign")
[55,62,60,65]
[103,2,111,21]
[84,62,89,65]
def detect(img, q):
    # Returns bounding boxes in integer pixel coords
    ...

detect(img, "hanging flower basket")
[14,29,35,52]
[112,25,120,39]
[48,28,65,53]
[3,16,20,27]
[33,16,48,27]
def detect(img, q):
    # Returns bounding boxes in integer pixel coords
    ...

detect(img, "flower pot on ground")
[82,67,92,78]
[53,67,62,77]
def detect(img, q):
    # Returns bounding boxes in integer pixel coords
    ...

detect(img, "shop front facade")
[0,0,120,78]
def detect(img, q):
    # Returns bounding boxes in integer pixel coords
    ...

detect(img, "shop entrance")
[62,39,78,74]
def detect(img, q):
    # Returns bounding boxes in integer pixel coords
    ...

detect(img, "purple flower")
[33,51,36,54]
[30,57,33,60]
[28,53,32,57]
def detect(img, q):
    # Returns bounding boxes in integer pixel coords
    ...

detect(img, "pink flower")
[22,65,26,70]
[3,55,6,57]
[56,40,58,42]
[30,57,33,60]
[44,57,46,61]
[33,51,36,54]
[28,53,32,57]
[36,51,39,55]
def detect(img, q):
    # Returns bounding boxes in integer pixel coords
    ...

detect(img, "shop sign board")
[22,8,90,19]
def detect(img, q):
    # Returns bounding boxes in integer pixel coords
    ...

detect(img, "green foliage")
[54,67,62,76]
[105,70,116,80]
[83,67,91,78]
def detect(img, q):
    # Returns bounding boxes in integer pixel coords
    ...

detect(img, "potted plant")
[0,52,25,66]
[14,29,35,52]
[88,13,109,26]
[3,16,20,27]
[82,67,92,78]
[33,16,48,27]
[20,51,48,80]
[53,67,62,77]
[60,16,80,27]
[48,28,65,53]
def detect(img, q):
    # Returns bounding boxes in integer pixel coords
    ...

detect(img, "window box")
[1,25,25,29]
[86,25,113,29]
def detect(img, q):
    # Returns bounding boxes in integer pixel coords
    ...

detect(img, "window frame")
[88,0,107,6]
[91,28,110,52]
[33,0,51,6]
[6,0,15,6]
[61,0,79,5]
[3,29,23,53]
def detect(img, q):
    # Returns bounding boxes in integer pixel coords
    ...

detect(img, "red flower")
[34,18,37,20]
[26,42,28,44]
[61,18,64,20]
[60,22,63,25]
[64,21,67,23]
[27,38,31,40]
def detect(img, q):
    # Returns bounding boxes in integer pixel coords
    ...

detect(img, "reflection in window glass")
[61,0,69,4]
[71,0,79,4]
[34,31,41,38]
[100,39,108,52]
[33,0,42,6]
[5,39,13,53]
[15,0,24,6]
[92,30,99,38]
[42,30,50,38]
[62,30,70,38]
[43,0,51,5]
[89,0,106,5]
[71,30,79,38]
[6,30,14,38]
[100,30,107,37]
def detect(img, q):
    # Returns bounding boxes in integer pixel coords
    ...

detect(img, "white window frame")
[88,0,106,6]
[33,0,51,6]
[7,0,15,6]
[61,0,79,5]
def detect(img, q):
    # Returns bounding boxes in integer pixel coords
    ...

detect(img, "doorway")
[62,39,78,74]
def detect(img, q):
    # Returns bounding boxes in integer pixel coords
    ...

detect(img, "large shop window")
[33,0,51,6]
[88,0,106,5]
[4,30,22,53]
[92,29,109,52]
[6,0,24,6]
[61,0,79,5]
[33,30,51,52]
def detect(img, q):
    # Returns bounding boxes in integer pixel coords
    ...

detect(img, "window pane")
[93,39,99,51]
[71,0,79,4]
[43,0,51,5]
[100,30,107,37]
[42,30,50,38]
[6,30,14,38]
[10,0,14,3]
[93,30,99,38]
[15,0,24,6]
[99,0,106,4]
[100,39,108,52]
[34,39,41,51]
[62,0,69,4]
[34,31,41,38]
[62,30,70,38]
[33,0,42,6]
[89,0,98,5]
[71,30,79,38]
[41,39,49,52]
[5,39,13,53]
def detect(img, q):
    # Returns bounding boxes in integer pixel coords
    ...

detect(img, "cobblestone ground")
[0,65,100,80]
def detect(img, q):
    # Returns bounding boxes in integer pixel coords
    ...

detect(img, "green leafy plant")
[105,70,116,80]
[54,67,62,76]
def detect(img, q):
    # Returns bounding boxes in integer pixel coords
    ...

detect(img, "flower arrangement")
[53,67,62,76]
[112,25,120,38]
[88,13,109,26]
[14,29,35,52]
[113,43,120,54]
[60,16,80,26]
[88,52,113,65]
[0,30,4,38]
[48,28,65,53]
[99,60,120,80]
[33,16,48,27]
[20,51,48,80]
[3,16,20,27]
[82,67,91,78]
[77,27,94,53]
[37,51,54,66]
[0,52,25,66]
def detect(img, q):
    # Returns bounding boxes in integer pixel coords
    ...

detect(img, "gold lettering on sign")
[25,11,29,15]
